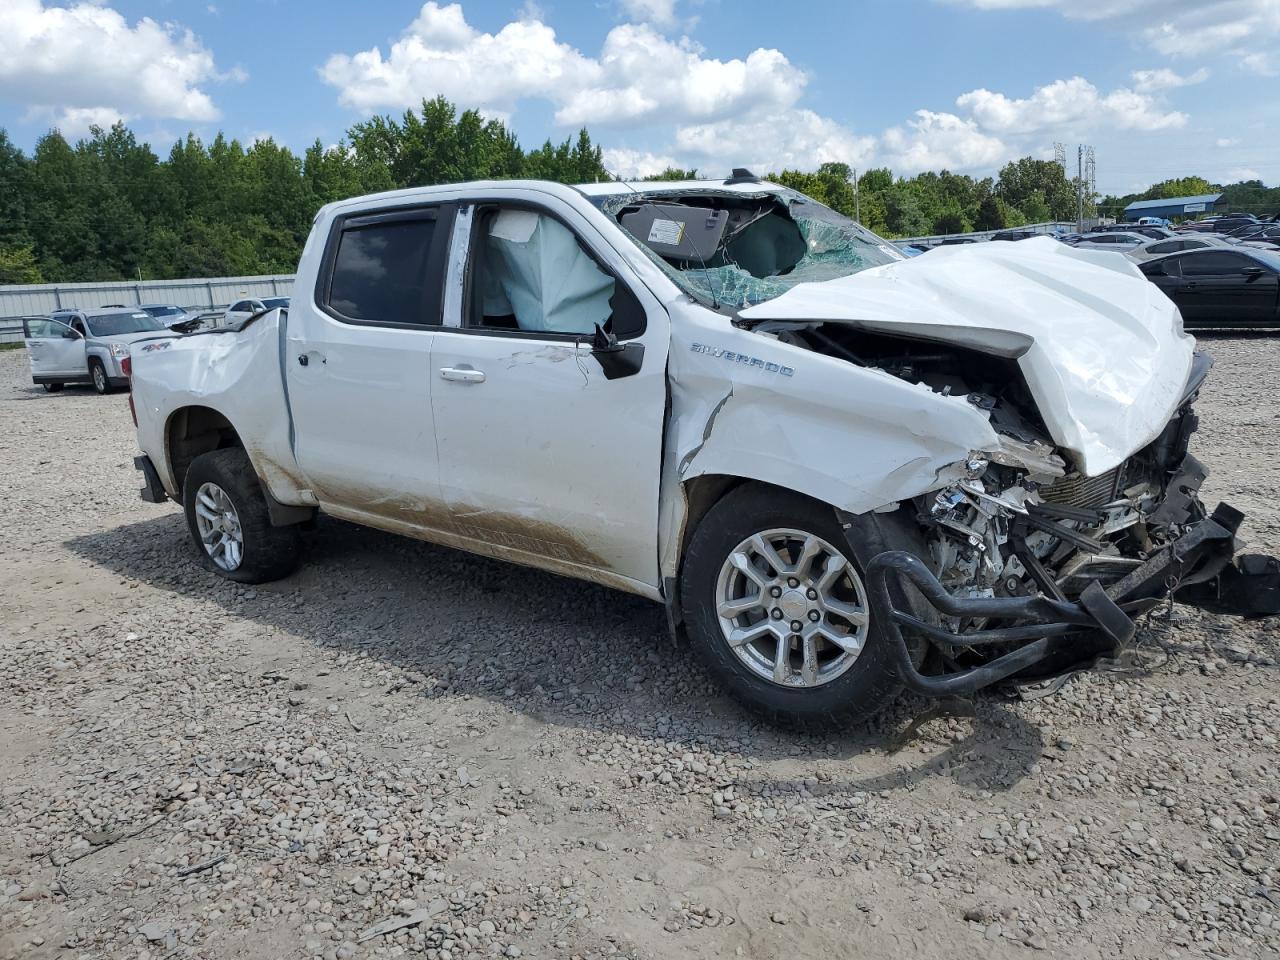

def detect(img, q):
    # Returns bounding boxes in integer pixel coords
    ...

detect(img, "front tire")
[680,484,918,728]
[183,448,301,584]
[89,359,110,395]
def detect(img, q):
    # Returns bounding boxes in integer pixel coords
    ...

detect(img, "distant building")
[1122,193,1226,222]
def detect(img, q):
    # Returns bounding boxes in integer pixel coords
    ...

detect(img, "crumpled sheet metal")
[129,311,305,502]
[740,237,1195,477]
[663,299,1000,524]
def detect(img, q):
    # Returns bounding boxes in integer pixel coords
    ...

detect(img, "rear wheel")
[680,484,920,727]
[183,448,301,583]
[42,382,64,393]
[89,359,109,395]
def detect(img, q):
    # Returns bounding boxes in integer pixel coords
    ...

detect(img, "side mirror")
[62,327,81,339]
[588,323,644,381]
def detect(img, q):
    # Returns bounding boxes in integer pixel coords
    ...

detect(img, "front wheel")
[183,448,301,583]
[89,359,110,394]
[680,484,919,728]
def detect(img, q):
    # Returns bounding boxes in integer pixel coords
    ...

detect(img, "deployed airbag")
[482,211,615,334]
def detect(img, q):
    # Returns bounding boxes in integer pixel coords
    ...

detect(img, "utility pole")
[1077,145,1084,232]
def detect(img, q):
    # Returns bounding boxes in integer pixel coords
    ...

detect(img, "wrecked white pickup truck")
[128,173,1280,725]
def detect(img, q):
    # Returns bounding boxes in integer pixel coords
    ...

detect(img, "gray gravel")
[1,337,1278,960]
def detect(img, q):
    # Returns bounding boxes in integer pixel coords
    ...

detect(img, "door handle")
[440,366,485,383]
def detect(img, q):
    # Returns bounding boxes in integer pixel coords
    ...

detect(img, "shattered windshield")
[597,187,903,308]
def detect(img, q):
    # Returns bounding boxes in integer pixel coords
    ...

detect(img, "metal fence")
[0,273,295,344]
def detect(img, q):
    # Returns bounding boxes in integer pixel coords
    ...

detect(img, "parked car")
[1226,223,1280,247]
[1126,235,1240,262]
[1071,231,1148,251]
[126,177,1279,726]
[1179,215,1257,235]
[1139,247,1280,327]
[936,236,978,245]
[991,230,1039,241]
[138,303,203,333]
[1136,216,1170,227]
[222,296,291,327]
[24,307,174,393]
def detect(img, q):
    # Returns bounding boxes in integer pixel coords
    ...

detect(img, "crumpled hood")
[739,236,1195,476]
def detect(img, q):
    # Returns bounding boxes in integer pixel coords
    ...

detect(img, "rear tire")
[42,382,64,393]
[680,484,924,729]
[183,448,301,584]
[89,359,110,395]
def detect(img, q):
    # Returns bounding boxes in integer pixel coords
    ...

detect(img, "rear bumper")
[134,455,168,504]
[863,502,1277,699]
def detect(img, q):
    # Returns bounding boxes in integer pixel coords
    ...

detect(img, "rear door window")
[1181,252,1248,277]
[324,209,446,326]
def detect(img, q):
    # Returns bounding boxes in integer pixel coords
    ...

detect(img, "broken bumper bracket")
[863,503,1257,699]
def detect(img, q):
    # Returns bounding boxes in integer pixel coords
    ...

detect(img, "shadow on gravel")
[67,512,1044,792]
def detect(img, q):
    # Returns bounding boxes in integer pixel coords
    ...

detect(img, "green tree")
[996,158,1075,221]
[0,244,43,284]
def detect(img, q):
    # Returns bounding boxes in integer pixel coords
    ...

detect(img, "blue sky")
[2,0,1278,193]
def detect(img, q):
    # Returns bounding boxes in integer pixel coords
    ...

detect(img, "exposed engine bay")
[741,324,1274,694]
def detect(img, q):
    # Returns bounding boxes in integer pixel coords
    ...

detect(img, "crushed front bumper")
[863,503,1280,699]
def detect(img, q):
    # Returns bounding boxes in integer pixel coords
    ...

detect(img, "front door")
[285,204,454,529]
[429,200,669,589]
[23,318,87,379]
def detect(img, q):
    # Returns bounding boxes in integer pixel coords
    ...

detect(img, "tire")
[680,483,924,729]
[42,382,64,393]
[89,359,110,395]
[182,447,301,584]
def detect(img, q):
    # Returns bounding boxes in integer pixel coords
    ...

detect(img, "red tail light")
[121,356,132,378]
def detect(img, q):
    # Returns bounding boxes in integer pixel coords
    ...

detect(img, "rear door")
[286,203,454,527]
[1178,251,1272,323]
[428,197,670,589]
[23,317,87,378]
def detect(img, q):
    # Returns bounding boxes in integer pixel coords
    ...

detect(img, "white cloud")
[322,4,806,130]
[673,108,875,176]
[1216,137,1241,148]
[618,0,678,28]
[1226,166,1261,182]
[323,3,1213,182]
[946,0,1280,75]
[601,147,683,178]
[1130,66,1209,92]
[880,110,1008,174]
[956,76,1186,134]
[0,0,236,126]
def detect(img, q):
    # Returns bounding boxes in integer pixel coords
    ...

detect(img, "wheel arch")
[166,405,245,500]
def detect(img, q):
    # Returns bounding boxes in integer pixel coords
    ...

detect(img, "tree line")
[0,94,1275,285]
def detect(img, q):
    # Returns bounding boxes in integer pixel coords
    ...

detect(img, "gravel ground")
[1,339,1278,960]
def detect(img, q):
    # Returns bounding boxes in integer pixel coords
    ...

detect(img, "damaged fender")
[659,298,1001,581]
[130,311,308,505]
